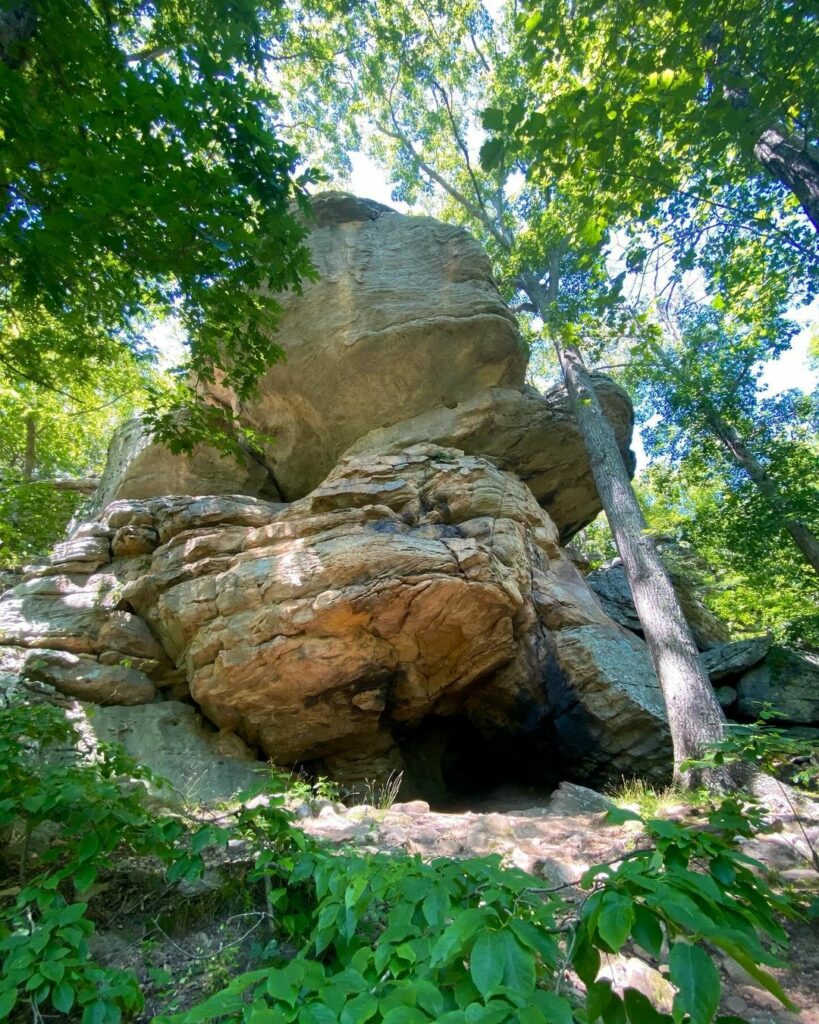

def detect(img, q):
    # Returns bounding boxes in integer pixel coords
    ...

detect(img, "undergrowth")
[0,700,813,1024]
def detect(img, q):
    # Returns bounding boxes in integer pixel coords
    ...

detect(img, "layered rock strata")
[0,447,673,792]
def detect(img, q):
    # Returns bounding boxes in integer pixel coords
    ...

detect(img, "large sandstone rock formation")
[0,192,679,799]
[94,193,634,541]
[89,417,280,515]
[0,447,671,794]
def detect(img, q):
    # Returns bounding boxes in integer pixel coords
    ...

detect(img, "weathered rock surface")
[90,416,279,514]
[16,647,157,705]
[0,447,671,792]
[203,192,527,500]
[736,646,819,723]
[700,635,772,681]
[86,702,261,804]
[84,194,636,542]
[346,376,635,541]
[587,549,731,651]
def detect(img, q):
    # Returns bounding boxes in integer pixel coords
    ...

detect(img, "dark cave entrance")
[395,715,563,812]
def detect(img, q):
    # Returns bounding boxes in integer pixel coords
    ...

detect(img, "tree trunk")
[521,270,733,789]
[754,126,819,234]
[705,407,819,575]
[23,412,36,482]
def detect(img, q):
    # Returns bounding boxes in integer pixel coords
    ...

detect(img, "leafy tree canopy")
[0,0,316,442]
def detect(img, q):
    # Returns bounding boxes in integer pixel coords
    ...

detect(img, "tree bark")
[754,126,819,235]
[23,412,36,482]
[705,407,819,575]
[521,270,732,789]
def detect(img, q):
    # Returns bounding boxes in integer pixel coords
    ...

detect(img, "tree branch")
[376,106,510,249]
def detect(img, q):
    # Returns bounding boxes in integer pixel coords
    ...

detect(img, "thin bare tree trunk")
[754,126,819,235]
[521,269,733,788]
[23,412,36,482]
[705,407,819,575]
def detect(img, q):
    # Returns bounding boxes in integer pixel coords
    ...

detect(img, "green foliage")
[635,462,819,647]
[0,698,804,1024]
[0,701,270,1023]
[0,347,158,565]
[507,0,818,322]
[1,0,316,442]
[0,482,84,568]
[162,801,797,1024]
[682,709,819,794]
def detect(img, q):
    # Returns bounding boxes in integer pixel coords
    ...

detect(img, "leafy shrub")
[0,482,85,568]
[160,800,798,1024]
[0,700,803,1024]
[0,703,240,1023]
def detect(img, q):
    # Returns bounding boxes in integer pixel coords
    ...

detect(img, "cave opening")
[395,715,563,812]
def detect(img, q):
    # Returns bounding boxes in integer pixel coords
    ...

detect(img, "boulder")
[736,646,819,724]
[588,550,730,651]
[202,192,526,500]
[0,446,671,791]
[88,416,280,514]
[701,635,772,681]
[85,702,261,804]
[0,574,121,653]
[345,377,635,541]
[19,649,156,705]
[547,781,617,816]
[102,444,671,786]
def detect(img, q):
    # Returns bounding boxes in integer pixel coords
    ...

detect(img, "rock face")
[588,549,731,650]
[86,702,260,804]
[700,636,772,681]
[0,192,680,797]
[203,192,526,501]
[345,376,635,542]
[0,449,671,794]
[83,193,635,542]
[90,416,280,515]
[736,646,819,724]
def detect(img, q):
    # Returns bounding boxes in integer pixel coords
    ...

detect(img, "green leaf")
[587,980,615,1021]
[77,831,100,862]
[597,892,635,952]
[341,992,378,1024]
[479,138,505,172]
[431,908,493,966]
[82,1001,109,1024]
[631,905,664,958]
[465,1002,512,1024]
[533,990,574,1024]
[40,959,64,983]
[0,988,18,1019]
[422,888,449,928]
[481,108,506,131]
[624,988,669,1024]
[381,1008,428,1024]
[303,1005,338,1024]
[471,930,505,998]
[500,931,536,993]
[572,935,601,987]
[669,942,721,1024]
[415,981,444,1017]
[52,982,75,1014]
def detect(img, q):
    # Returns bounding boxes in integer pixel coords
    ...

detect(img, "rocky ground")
[81,782,819,1024]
